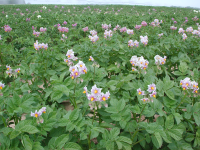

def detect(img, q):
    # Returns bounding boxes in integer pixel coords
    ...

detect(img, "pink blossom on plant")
[141,21,147,26]
[82,26,88,32]
[135,25,142,30]
[147,83,156,93]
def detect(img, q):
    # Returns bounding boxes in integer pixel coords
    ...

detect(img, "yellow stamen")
[102,97,106,101]
[143,67,146,70]
[94,90,98,94]
[139,92,141,95]
[195,90,198,93]
[65,60,68,63]
[80,65,83,67]
[186,83,188,86]
[83,91,86,93]
[84,70,87,73]
[72,69,75,72]
[89,58,91,61]
[7,68,9,70]
[151,87,154,90]
[143,99,146,102]
[180,83,182,85]
[17,70,20,73]
[68,55,70,58]
[91,97,94,101]
[75,72,78,76]
[153,95,156,98]
[196,86,198,88]
[132,64,135,66]
[162,62,164,64]
[183,88,186,90]
[145,63,148,65]
[43,111,46,113]
[35,114,38,118]
[71,76,74,79]
[0,87,2,90]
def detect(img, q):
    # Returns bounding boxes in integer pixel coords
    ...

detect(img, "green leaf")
[51,90,63,100]
[20,125,39,134]
[55,134,69,149]
[165,89,175,100]
[118,136,132,144]
[110,127,120,138]
[167,129,182,141]
[116,100,125,111]
[154,132,163,148]
[32,142,44,150]
[22,135,32,150]
[179,62,188,73]
[165,115,174,129]
[193,113,200,126]
[63,142,82,150]
[110,113,122,121]
[20,83,30,92]
[69,109,79,121]
[173,113,183,124]
[10,130,21,139]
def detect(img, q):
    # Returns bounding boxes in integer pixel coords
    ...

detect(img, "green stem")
[92,107,96,125]
[175,92,187,111]
[133,138,146,146]
[138,103,147,123]
[193,97,195,106]
[73,78,77,108]
[93,66,95,83]
[88,131,91,149]
[1,116,7,127]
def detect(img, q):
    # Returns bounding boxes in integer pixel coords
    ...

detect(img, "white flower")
[42,6,47,9]
[37,15,41,18]
[6,15,8,18]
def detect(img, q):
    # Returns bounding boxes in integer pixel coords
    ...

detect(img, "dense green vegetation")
[0,4,200,150]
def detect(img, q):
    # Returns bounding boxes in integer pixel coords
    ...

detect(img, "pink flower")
[91,84,102,96]
[147,83,156,93]
[82,26,88,32]
[89,56,94,61]
[31,110,42,118]
[141,21,147,26]
[150,91,157,98]
[63,21,67,25]
[135,25,142,30]
[137,88,145,95]
[72,23,77,27]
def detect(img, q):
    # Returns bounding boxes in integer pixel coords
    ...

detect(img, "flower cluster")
[4,25,12,32]
[89,56,94,61]
[26,18,30,22]
[69,61,87,79]
[127,29,134,35]
[88,30,99,43]
[72,23,77,27]
[170,26,177,30]
[31,107,46,124]
[58,26,69,32]
[154,55,167,65]
[102,23,111,30]
[120,27,127,32]
[63,21,67,25]
[130,56,149,71]
[6,65,20,76]
[34,40,48,50]
[186,27,193,33]
[113,24,120,31]
[180,77,199,93]
[90,30,97,36]
[150,19,161,27]
[64,49,78,65]
[137,83,157,102]
[182,33,187,40]
[158,33,163,37]
[141,21,147,26]
[135,25,142,30]
[33,30,40,37]
[0,82,5,90]
[128,40,139,47]
[104,30,113,38]
[40,27,47,33]
[140,35,148,46]
[82,26,88,32]
[192,16,199,21]
[178,28,185,34]
[84,84,110,102]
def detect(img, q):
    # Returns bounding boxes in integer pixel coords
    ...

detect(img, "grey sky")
[24,0,200,8]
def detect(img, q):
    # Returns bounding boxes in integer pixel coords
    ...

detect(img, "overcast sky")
[24,0,200,8]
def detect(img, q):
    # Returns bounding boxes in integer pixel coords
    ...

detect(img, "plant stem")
[92,107,96,125]
[175,92,187,111]
[93,66,95,83]
[138,103,147,123]
[133,138,146,146]
[73,78,77,108]
[88,131,91,149]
